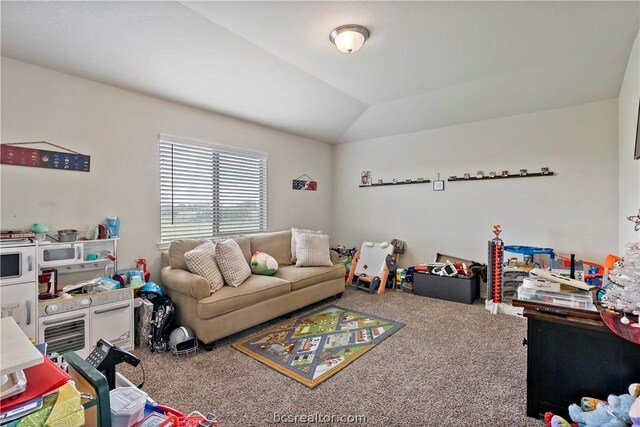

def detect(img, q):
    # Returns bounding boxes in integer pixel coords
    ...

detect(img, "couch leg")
[203,341,215,351]
[336,292,343,299]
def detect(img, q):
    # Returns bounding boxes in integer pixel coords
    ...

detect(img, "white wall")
[618,30,640,251]
[1,58,333,279]
[332,100,619,267]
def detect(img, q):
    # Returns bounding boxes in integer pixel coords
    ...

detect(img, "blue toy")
[569,393,635,427]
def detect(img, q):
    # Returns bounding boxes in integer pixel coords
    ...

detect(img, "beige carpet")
[122,288,544,426]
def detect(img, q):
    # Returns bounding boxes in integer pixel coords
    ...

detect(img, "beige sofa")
[160,230,345,348]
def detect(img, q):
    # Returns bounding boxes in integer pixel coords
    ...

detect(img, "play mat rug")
[232,305,405,388]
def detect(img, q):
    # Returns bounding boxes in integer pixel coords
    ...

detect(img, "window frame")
[158,134,268,245]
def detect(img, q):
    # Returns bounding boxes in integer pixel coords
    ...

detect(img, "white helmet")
[168,326,198,356]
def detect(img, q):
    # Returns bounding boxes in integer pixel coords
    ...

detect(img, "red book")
[0,357,71,412]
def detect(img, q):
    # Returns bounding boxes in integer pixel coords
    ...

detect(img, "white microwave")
[0,242,36,286]
[38,243,83,267]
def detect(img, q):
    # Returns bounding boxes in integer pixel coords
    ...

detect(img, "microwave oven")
[38,243,83,267]
[0,242,36,286]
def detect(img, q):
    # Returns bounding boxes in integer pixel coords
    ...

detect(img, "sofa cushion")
[169,239,207,270]
[216,239,252,287]
[230,236,252,264]
[274,264,344,292]
[168,236,251,270]
[249,230,292,266]
[197,275,291,319]
[295,233,333,267]
[290,228,321,263]
[184,241,224,294]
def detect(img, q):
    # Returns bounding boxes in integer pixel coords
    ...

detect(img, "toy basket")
[159,412,218,427]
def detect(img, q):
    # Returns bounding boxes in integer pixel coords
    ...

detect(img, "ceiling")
[2,1,638,144]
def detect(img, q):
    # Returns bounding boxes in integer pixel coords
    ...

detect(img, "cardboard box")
[413,272,479,304]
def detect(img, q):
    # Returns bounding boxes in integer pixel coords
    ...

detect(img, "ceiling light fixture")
[329,24,370,54]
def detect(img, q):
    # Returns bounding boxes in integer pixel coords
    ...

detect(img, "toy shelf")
[360,179,431,188]
[447,172,554,182]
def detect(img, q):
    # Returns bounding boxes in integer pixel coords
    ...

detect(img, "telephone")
[86,339,140,390]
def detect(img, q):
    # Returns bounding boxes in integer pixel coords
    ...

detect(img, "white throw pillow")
[295,233,333,267]
[215,239,251,287]
[291,227,321,263]
[184,241,224,294]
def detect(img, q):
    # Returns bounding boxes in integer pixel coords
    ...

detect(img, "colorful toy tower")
[487,225,504,303]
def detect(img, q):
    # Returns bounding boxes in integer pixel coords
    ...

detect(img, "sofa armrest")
[330,250,339,265]
[160,266,210,300]
[160,251,170,268]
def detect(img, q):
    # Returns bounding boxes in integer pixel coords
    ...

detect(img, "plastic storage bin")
[413,272,480,304]
[516,286,595,311]
[110,386,148,427]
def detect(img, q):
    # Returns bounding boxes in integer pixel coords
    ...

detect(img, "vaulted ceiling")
[2,1,638,143]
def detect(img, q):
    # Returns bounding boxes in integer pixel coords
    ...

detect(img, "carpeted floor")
[122,288,544,426]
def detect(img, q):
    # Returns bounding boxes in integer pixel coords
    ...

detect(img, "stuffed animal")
[250,252,278,275]
[544,412,578,427]
[630,383,640,427]
[569,393,635,427]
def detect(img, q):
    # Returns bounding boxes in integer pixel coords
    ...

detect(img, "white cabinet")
[1,242,37,340]
[90,299,133,351]
[1,281,37,339]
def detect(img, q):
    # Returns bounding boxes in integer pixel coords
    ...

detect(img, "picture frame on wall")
[360,170,372,186]
[433,180,445,191]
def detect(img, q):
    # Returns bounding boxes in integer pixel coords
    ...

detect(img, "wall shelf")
[360,179,431,188]
[447,172,554,182]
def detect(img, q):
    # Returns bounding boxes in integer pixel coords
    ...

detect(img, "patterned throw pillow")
[215,239,252,287]
[184,241,224,293]
[295,233,333,267]
[291,227,321,263]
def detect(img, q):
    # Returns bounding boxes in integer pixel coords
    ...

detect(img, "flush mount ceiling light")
[329,24,370,54]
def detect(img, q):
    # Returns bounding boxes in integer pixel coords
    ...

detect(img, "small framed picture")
[463,173,471,180]
[476,171,484,179]
[433,180,445,191]
[360,170,372,186]
[489,171,496,178]
[392,178,398,184]
[541,167,549,175]
[405,179,412,183]
[417,177,424,182]
[501,170,509,177]
[448,176,457,181]
[519,169,527,176]
[377,179,383,185]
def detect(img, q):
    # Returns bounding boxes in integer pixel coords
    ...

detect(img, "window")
[160,136,267,242]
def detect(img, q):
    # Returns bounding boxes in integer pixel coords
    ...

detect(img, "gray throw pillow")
[184,241,224,293]
[295,233,333,267]
[291,227,321,263]
[215,239,252,287]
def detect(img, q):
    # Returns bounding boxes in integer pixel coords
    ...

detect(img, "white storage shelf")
[39,238,118,275]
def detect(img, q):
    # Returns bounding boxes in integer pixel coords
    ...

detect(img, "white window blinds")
[160,136,267,242]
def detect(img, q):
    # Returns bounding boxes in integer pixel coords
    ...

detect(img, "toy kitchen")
[0,221,134,359]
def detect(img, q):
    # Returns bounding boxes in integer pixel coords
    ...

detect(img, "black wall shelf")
[447,172,554,182]
[360,179,431,188]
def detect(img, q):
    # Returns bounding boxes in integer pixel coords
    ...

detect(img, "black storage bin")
[413,272,479,304]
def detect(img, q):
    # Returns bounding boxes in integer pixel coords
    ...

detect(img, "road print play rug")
[232,305,404,388]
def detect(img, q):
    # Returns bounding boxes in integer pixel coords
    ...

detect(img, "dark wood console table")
[512,299,640,420]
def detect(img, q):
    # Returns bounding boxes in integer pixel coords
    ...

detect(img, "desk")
[512,299,640,420]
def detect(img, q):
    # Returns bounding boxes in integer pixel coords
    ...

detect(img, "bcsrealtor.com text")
[273,413,367,424]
